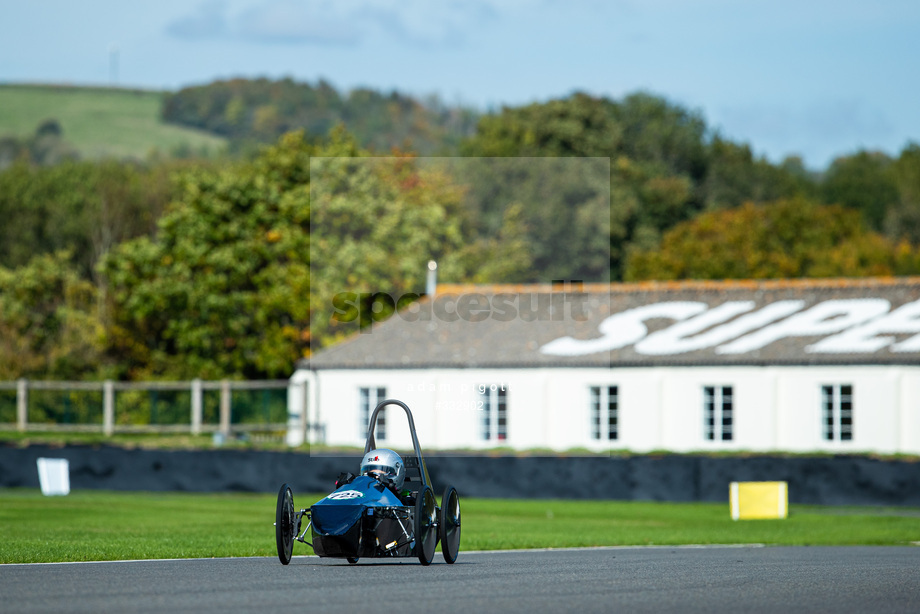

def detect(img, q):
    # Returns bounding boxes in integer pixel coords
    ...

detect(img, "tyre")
[275,484,295,565]
[439,485,461,564]
[414,486,437,565]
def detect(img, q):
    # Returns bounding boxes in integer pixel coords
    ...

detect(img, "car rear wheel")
[440,485,461,564]
[415,486,437,565]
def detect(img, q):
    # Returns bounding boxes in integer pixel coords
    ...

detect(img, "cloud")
[165,0,230,40]
[365,0,498,47]
[235,0,364,45]
[165,0,498,47]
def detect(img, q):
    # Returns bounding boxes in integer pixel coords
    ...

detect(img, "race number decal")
[326,490,364,500]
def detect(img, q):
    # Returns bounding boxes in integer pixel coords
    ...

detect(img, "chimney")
[426,260,438,297]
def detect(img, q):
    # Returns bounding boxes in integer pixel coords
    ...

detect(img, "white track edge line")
[1,544,769,567]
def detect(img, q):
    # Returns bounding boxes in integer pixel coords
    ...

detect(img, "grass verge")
[1,489,918,564]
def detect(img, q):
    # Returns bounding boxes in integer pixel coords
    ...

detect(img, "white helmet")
[360,448,406,490]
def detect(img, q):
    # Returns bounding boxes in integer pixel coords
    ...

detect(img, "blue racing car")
[275,399,461,565]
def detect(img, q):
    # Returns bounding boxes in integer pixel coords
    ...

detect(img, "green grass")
[0,84,226,159]
[468,499,920,550]
[1,489,918,564]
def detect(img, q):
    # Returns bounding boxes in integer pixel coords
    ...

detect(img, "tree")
[100,131,316,379]
[0,252,104,379]
[309,151,493,346]
[161,77,477,155]
[99,129,488,377]
[461,94,625,280]
[701,137,816,210]
[624,197,920,280]
[821,150,898,230]
[447,156,609,282]
[0,119,78,170]
[884,143,920,243]
[0,158,181,282]
[614,92,707,180]
[460,92,718,281]
[461,92,622,158]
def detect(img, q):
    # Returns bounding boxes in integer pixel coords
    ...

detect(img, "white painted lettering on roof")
[540,298,920,357]
[808,299,920,353]
[636,301,801,355]
[717,299,890,354]
[538,302,706,356]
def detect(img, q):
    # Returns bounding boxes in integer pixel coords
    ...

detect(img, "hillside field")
[0,83,226,159]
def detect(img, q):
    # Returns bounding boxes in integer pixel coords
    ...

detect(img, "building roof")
[301,278,920,370]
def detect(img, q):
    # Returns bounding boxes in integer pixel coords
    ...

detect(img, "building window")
[590,386,618,441]
[359,387,387,440]
[703,386,733,441]
[480,384,507,441]
[822,384,853,441]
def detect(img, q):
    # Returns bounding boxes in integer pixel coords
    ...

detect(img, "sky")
[1,0,918,170]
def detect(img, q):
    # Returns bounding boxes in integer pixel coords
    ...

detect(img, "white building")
[289,279,920,455]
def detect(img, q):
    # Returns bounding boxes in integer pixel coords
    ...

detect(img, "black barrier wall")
[1,445,919,506]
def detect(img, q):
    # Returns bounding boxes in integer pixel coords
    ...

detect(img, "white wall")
[285,369,312,446]
[772,366,907,453]
[308,368,561,451]
[290,365,920,455]
[902,372,920,452]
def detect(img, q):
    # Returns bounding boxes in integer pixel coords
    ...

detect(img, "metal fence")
[0,379,301,437]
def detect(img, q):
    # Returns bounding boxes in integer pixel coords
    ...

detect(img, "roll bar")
[363,399,432,491]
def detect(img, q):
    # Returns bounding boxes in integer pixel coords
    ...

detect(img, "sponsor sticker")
[326,490,364,500]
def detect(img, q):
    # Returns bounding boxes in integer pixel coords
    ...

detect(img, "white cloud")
[165,0,499,47]
[165,0,230,40]
[365,0,498,47]
[235,0,364,45]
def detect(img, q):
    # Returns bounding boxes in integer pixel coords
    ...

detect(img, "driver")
[360,448,406,494]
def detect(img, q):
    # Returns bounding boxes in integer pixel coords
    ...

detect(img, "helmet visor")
[361,463,396,478]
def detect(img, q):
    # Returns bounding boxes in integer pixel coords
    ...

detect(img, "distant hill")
[161,78,479,154]
[0,84,227,161]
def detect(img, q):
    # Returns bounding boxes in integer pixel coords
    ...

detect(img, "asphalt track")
[2,546,919,614]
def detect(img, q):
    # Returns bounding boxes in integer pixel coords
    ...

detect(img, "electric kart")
[274,399,461,565]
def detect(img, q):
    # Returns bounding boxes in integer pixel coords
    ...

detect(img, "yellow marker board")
[729,481,788,520]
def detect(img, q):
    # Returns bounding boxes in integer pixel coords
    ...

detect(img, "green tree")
[100,129,488,377]
[701,137,816,209]
[884,143,920,243]
[0,251,104,379]
[0,159,180,281]
[309,152,494,346]
[461,92,621,158]
[447,156,609,282]
[460,92,720,281]
[161,77,478,155]
[614,92,707,180]
[100,131,315,379]
[0,119,79,170]
[821,150,898,230]
[461,95,624,280]
[625,197,920,280]
[450,202,533,283]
